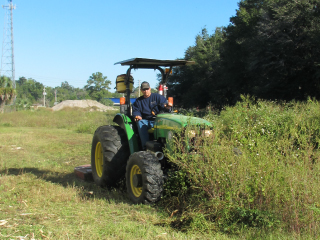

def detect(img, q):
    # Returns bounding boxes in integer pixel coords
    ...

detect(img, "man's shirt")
[132,93,167,120]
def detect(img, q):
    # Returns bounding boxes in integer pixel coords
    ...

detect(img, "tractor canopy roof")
[114,58,195,68]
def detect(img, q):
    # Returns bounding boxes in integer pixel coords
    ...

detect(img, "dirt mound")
[51,100,116,111]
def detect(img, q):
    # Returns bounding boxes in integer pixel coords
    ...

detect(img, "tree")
[16,77,44,103]
[85,72,111,102]
[53,81,87,104]
[222,0,320,101]
[161,0,320,106]
[221,0,265,104]
[246,0,320,100]
[56,81,76,101]
[0,76,15,111]
[166,28,226,108]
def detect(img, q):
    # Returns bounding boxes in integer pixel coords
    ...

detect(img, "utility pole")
[138,79,140,97]
[54,89,57,102]
[43,87,46,107]
[1,0,16,88]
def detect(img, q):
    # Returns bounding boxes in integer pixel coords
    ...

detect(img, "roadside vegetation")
[1,97,319,239]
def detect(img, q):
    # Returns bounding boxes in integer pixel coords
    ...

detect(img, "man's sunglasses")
[142,88,149,91]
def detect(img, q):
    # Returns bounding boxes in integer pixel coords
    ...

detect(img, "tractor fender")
[113,113,139,154]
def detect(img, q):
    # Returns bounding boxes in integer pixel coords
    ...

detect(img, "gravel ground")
[51,100,116,111]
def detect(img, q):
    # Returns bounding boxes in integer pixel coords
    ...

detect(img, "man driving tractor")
[89,58,214,204]
[132,81,172,149]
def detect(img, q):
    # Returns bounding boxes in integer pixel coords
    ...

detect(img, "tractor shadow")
[1,167,185,231]
[0,167,130,204]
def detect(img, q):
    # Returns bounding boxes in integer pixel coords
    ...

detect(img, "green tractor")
[91,58,213,204]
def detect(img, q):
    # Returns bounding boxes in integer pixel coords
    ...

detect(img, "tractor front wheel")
[126,151,163,204]
[91,125,129,188]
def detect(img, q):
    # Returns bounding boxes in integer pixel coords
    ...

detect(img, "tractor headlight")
[203,129,213,137]
[187,130,197,138]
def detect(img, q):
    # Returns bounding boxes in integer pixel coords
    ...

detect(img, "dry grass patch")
[0,108,118,134]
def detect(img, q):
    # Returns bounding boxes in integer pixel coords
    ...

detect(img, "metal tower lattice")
[1,0,15,88]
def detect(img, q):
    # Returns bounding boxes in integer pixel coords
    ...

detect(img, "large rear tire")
[126,151,163,204]
[91,125,129,187]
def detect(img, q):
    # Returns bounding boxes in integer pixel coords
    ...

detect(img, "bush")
[14,98,32,111]
[162,96,320,236]
[99,98,114,106]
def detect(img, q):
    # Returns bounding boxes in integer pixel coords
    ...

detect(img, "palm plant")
[0,76,16,111]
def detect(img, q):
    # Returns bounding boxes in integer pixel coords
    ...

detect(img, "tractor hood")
[155,113,212,128]
[153,113,212,140]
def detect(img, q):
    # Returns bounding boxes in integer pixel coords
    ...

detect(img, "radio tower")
[1,0,15,88]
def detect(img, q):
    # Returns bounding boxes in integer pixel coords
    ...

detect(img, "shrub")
[99,98,114,106]
[14,98,32,111]
[162,96,320,236]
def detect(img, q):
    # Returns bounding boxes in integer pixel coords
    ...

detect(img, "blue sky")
[0,0,240,92]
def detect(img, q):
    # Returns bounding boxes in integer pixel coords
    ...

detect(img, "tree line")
[167,0,320,108]
[0,72,157,112]
[0,70,155,110]
[0,72,124,110]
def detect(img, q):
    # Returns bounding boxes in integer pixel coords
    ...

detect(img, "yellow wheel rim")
[95,142,103,177]
[130,165,142,197]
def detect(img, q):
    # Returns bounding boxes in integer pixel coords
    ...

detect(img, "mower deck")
[74,164,93,181]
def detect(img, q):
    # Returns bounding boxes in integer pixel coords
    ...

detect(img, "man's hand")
[165,102,172,109]
[135,116,142,121]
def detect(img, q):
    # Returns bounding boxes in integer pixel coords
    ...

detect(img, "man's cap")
[141,81,150,89]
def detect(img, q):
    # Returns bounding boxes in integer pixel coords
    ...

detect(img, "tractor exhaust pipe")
[145,141,164,160]
[155,151,164,160]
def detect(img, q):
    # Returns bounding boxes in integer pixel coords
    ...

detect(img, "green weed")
[163,96,320,237]
[1,122,12,127]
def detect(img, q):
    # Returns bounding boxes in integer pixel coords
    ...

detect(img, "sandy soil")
[51,100,116,111]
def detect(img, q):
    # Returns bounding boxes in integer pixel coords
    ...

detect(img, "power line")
[16,73,86,82]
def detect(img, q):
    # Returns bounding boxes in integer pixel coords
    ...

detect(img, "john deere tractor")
[91,58,213,204]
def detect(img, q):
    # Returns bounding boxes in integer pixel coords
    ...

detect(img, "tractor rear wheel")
[126,151,163,204]
[91,125,129,187]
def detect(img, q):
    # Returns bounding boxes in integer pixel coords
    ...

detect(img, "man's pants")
[136,119,154,149]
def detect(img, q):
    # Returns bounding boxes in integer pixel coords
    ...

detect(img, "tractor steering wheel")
[151,104,166,117]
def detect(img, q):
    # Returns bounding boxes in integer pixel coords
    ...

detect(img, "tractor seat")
[148,128,154,134]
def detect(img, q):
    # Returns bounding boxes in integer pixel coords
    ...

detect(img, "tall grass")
[164,96,320,237]
[2,101,320,238]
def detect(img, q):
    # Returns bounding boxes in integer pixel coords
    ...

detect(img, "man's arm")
[158,94,172,110]
[132,100,142,121]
